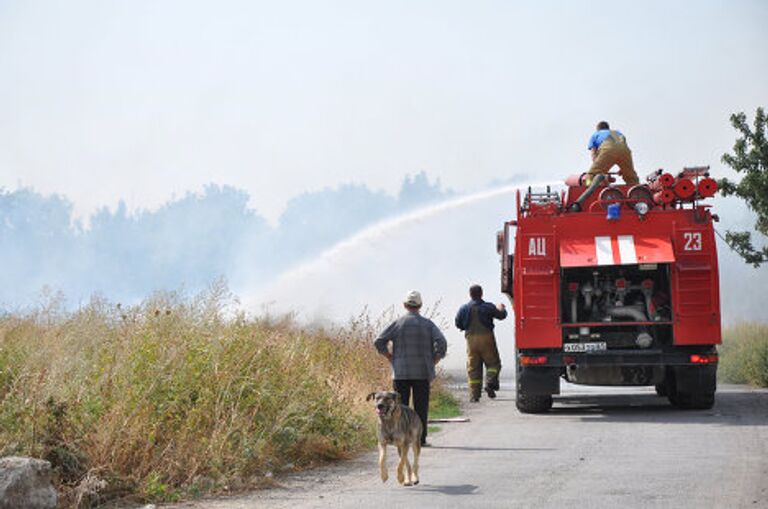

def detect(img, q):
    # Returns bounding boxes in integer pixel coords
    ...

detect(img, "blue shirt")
[455,299,507,332]
[588,129,624,150]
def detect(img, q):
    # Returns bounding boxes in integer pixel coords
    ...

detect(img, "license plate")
[563,342,607,352]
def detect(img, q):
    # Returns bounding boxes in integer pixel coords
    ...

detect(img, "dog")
[366,391,422,486]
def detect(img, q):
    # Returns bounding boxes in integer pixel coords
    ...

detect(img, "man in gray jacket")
[374,290,448,446]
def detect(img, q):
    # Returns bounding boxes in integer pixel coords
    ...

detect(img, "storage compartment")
[560,264,672,324]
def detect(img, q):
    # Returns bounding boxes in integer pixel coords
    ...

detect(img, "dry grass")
[719,321,768,387]
[0,282,447,506]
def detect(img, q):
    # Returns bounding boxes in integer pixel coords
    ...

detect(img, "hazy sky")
[1,0,766,222]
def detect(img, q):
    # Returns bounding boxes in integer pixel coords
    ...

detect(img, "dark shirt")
[455,299,507,332]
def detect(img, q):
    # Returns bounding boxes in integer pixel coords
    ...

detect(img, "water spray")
[248,179,560,306]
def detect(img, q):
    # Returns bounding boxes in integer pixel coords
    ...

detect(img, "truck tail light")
[690,354,718,364]
[520,355,548,366]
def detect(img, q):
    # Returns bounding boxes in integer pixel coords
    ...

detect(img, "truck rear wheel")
[516,392,553,413]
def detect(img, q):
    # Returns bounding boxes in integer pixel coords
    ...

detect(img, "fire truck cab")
[498,169,721,413]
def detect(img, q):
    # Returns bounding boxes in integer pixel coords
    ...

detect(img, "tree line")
[0,172,450,308]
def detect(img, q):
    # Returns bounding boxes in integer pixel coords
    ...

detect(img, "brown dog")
[366,391,422,486]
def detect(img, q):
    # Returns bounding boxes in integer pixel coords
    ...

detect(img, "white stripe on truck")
[618,235,637,264]
[595,236,613,265]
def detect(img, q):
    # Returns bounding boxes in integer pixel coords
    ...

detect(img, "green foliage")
[142,472,180,502]
[719,107,768,266]
[719,322,768,387]
[429,387,461,420]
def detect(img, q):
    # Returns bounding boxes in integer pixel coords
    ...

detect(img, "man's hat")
[404,290,422,307]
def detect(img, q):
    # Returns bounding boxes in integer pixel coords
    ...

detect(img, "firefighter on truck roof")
[455,284,507,402]
[586,120,640,186]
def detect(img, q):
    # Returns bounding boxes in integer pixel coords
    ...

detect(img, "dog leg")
[402,444,413,486]
[379,444,388,483]
[396,445,406,484]
[412,442,421,485]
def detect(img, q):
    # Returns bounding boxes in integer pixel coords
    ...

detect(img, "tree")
[719,107,768,267]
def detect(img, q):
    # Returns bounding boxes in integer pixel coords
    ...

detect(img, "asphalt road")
[173,382,768,509]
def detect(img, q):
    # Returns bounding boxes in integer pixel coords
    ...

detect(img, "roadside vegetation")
[0,283,455,507]
[719,322,768,387]
[425,383,461,435]
[428,381,461,420]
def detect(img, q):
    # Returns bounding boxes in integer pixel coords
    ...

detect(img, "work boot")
[470,395,480,403]
[485,387,497,399]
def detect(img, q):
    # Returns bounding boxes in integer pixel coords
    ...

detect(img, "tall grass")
[0,282,439,506]
[719,321,768,387]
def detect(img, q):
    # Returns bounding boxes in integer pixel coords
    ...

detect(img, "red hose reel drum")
[654,189,675,205]
[698,177,718,198]
[673,178,695,199]
[649,173,675,190]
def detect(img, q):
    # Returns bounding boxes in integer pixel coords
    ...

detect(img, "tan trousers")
[588,139,639,185]
[466,332,501,398]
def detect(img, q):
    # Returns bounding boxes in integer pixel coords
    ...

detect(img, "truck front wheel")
[516,392,553,413]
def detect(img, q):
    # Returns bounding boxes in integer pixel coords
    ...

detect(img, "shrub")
[719,322,768,387]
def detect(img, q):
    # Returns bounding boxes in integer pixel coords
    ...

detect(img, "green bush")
[719,322,768,387]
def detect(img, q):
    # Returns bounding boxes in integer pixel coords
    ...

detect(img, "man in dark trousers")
[455,284,508,402]
[374,290,447,446]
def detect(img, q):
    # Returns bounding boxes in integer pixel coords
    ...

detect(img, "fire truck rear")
[498,169,721,413]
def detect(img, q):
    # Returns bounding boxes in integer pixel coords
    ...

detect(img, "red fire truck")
[498,169,721,413]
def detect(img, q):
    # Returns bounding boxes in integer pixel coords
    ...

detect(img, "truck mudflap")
[517,365,561,396]
[671,365,717,393]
